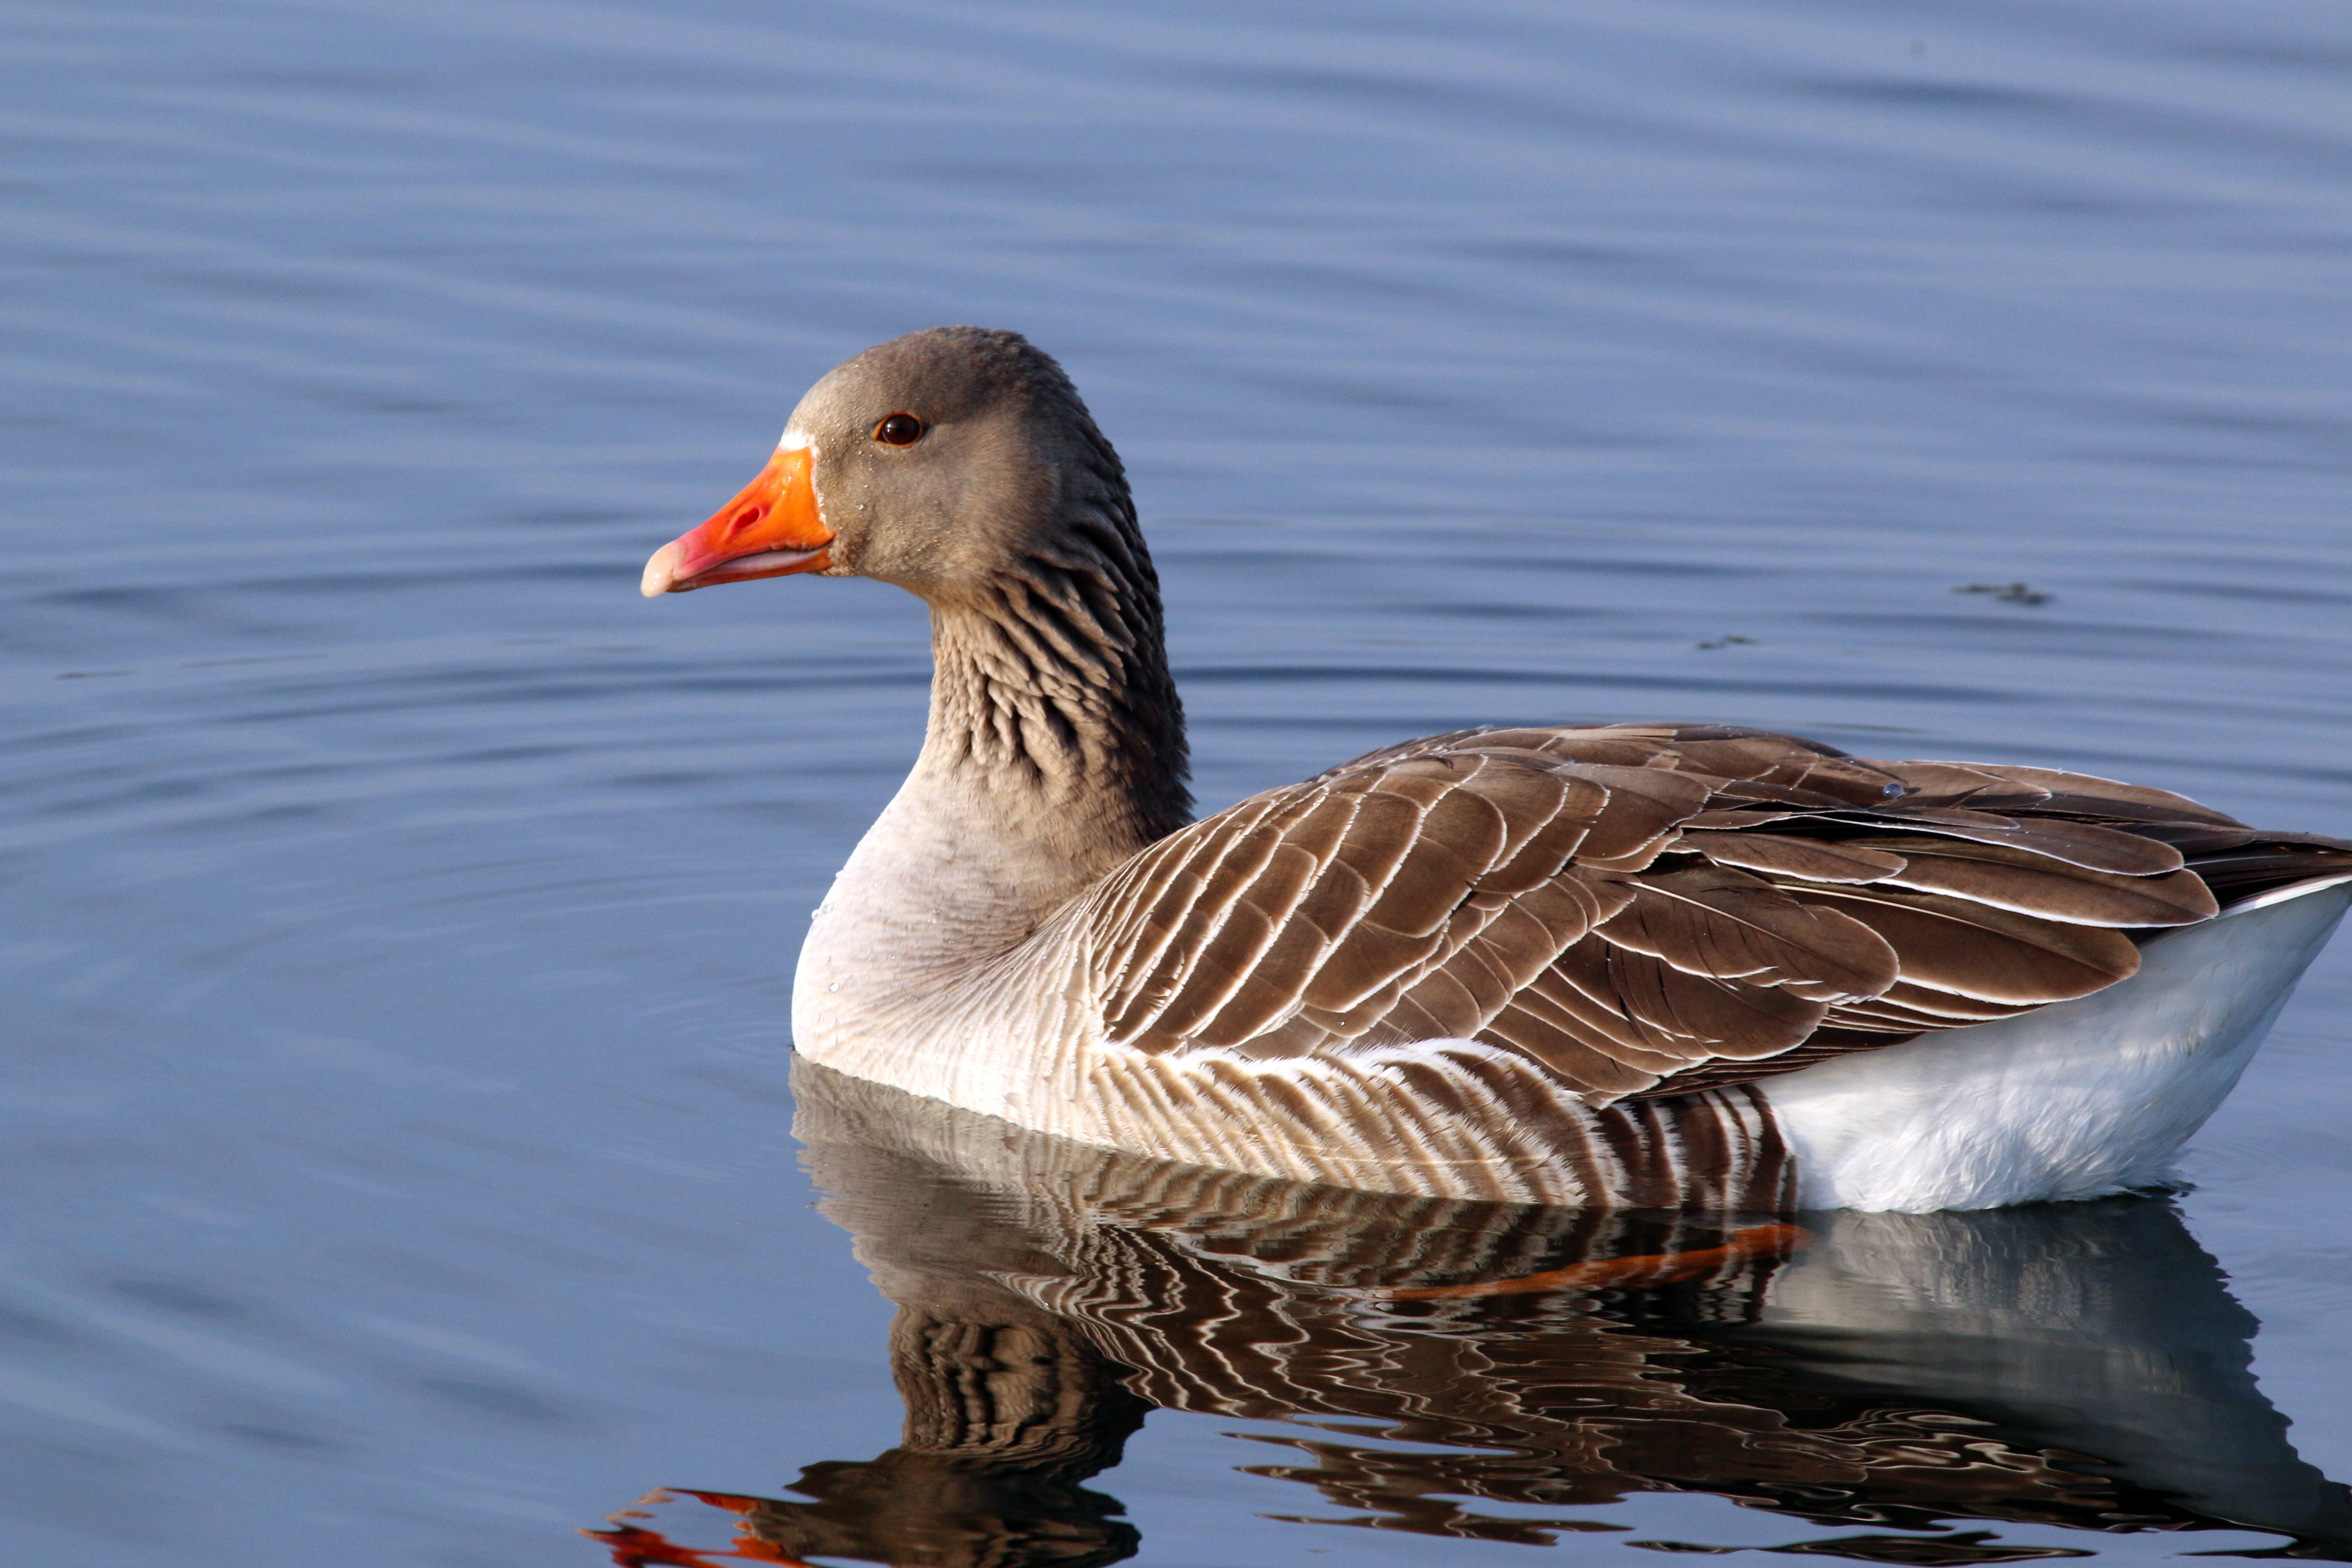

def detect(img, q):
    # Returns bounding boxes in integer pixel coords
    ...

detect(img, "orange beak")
[641,446,834,596]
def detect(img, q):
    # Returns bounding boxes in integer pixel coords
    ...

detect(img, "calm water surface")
[6,1,2352,1563]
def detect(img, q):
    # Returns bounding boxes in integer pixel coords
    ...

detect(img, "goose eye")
[873,413,925,447]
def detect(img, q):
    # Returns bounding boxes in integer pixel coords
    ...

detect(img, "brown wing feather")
[1086,723,2352,1103]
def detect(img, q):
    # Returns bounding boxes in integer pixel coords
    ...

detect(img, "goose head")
[641,326,1115,603]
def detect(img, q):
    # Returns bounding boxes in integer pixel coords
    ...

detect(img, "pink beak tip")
[640,541,686,597]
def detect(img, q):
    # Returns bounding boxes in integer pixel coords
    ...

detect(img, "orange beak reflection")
[641,447,833,596]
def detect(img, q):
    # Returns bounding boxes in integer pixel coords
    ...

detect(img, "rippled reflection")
[588,1061,2352,1566]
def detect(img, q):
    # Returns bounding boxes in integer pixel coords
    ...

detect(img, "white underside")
[1766,877,2352,1213]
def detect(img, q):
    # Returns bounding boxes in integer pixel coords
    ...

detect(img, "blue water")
[5,0,2352,1562]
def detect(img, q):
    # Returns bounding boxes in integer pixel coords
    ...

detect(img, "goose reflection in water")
[588,1060,2352,1568]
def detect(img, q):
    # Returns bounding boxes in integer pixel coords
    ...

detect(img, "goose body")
[645,327,2352,1213]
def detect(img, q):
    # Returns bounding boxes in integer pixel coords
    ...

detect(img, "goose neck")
[910,550,1191,888]
[809,533,1193,1002]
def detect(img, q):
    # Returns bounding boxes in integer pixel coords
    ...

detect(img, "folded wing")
[1082,723,2352,1101]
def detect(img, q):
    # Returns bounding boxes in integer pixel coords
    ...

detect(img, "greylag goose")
[641,326,2352,1212]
